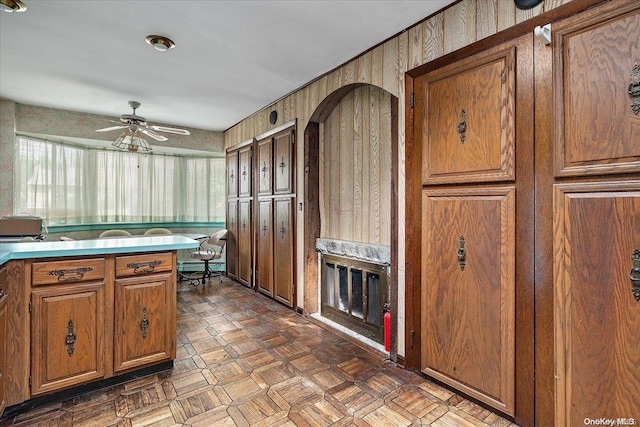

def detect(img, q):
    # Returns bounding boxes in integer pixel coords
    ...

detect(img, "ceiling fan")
[96,101,190,152]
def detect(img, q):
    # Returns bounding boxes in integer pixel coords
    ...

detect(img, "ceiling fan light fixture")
[145,35,175,52]
[1,0,27,12]
[112,128,152,153]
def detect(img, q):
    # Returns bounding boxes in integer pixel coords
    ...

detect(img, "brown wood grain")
[256,199,274,297]
[115,253,172,278]
[32,257,106,286]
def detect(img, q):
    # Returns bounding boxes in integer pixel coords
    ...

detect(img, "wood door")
[226,201,238,279]
[114,272,175,373]
[227,150,238,198]
[274,132,293,195]
[554,182,640,425]
[256,200,274,296]
[552,3,640,177]
[238,146,253,198]
[31,282,105,395]
[0,294,7,415]
[238,200,253,286]
[421,187,515,415]
[274,198,294,306]
[257,137,273,196]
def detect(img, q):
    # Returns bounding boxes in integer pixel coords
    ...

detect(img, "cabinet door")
[0,295,7,415]
[274,198,294,306]
[274,132,293,194]
[421,187,515,415]
[226,201,238,279]
[114,272,175,373]
[256,200,274,296]
[257,138,273,196]
[552,3,640,177]
[418,45,516,185]
[31,282,105,395]
[238,200,253,286]
[227,150,238,198]
[238,146,253,198]
[554,182,640,425]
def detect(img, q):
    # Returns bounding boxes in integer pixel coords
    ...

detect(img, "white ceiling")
[0,0,453,132]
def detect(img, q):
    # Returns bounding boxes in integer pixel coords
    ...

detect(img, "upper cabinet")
[226,150,238,198]
[238,146,253,198]
[553,4,640,177]
[273,132,294,195]
[419,46,516,185]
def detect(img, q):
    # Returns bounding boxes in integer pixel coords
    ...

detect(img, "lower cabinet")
[0,283,7,416]
[114,272,175,373]
[31,282,105,396]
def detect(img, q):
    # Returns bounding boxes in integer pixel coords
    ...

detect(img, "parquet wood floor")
[2,279,519,426]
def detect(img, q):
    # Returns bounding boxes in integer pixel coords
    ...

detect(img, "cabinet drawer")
[116,252,173,277]
[32,258,105,286]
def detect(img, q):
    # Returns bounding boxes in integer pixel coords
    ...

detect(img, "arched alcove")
[303,83,398,358]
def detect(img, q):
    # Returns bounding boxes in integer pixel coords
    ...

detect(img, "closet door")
[226,201,238,279]
[238,200,252,286]
[549,3,640,424]
[274,132,293,195]
[238,146,253,198]
[226,151,238,198]
[256,200,273,296]
[274,198,294,306]
[257,138,273,196]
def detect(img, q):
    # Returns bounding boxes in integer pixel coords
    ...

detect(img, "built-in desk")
[0,236,199,416]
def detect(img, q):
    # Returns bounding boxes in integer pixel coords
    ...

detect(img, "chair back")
[99,229,132,238]
[206,229,228,250]
[144,228,172,236]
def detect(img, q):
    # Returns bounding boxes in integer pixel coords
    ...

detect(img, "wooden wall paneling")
[361,88,372,242]
[303,121,321,315]
[379,90,392,245]
[408,23,423,71]
[4,260,29,405]
[422,14,445,64]
[443,0,477,55]
[476,0,498,41]
[369,87,381,244]
[356,50,371,83]
[353,89,364,242]
[370,45,384,89]
[382,37,399,96]
[339,93,354,240]
[496,0,517,33]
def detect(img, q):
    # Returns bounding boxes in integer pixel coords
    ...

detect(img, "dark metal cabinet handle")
[140,307,149,339]
[457,110,467,144]
[66,320,76,356]
[457,236,466,271]
[629,63,640,115]
[262,221,268,236]
[279,157,286,174]
[127,260,162,274]
[49,267,94,282]
[630,248,640,302]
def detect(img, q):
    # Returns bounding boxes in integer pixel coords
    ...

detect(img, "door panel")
[31,282,105,395]
[553,4,640,177]
[421,187,515,414]
[226,201,238,278]
[274,198,294,306]
[257,138,273,196]
[239,146,253,198]
[554,182,640,425]
[238,200,252,286]
[274,132,293,194]
[226,150,238,198]
[257,200,274,296]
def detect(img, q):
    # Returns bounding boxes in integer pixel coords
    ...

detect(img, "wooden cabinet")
[273,132,293,195]
[114,272,175,373]
[257,138,273,196]
[226,141,254,287]
[257,199,274,296]
[549,3,640,424]
[273,198,294,305]
[31,281,105,395]
[0,266,7,416]
[414,33,533,416]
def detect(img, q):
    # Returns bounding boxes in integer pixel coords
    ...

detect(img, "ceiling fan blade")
[140,128,168,141]
[149,125,191,135]
[96,125,127,132]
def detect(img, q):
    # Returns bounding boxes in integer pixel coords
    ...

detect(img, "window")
[14,136,225,225]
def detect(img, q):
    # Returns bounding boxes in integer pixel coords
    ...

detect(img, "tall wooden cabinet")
[407,1,639,425]
[226,141,253,287]
[255,129,295,306]
[415,34,532,416]
[0,265,8,416]
[226,123,296,308]
[547,3,640,425]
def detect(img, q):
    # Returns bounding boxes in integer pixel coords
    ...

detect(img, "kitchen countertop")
[0,235,200,264]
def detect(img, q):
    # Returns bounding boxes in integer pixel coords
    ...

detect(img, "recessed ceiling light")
[145,35,175,52]
[1,0,27,12]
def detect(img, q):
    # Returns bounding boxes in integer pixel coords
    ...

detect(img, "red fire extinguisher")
[383,302,391,352]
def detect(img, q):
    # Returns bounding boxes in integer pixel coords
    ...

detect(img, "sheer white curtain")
[15,136,225,225]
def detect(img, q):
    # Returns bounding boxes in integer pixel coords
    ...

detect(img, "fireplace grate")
[320,253,387,343]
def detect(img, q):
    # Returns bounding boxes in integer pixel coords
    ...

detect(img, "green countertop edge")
[0,236,200,265]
